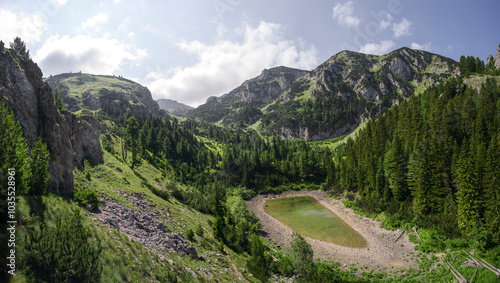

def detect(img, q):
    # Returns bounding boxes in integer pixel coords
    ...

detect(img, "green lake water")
[264,196,367,248]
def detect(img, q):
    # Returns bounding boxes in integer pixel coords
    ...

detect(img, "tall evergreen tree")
[483,135,500,244]
[456,144,481,236]
[28,137,50,197]
[0,101,30,222]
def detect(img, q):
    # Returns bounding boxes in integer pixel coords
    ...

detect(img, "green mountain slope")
[46,73,166,118]
[190,47,457,140]
[188,66,309,124]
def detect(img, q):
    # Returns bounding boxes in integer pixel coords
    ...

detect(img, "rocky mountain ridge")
[156,98,194,116]
[189,47,457,140]
[0,46,103,193]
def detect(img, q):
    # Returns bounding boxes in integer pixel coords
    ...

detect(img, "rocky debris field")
[96,190,198,258]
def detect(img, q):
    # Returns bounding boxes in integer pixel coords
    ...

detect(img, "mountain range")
[188,47,458,140]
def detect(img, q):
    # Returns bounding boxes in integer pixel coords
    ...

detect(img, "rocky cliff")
[491,45,500,69]
[0,46,103,193]
[156,98,194,116]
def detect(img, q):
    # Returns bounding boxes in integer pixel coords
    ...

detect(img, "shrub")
[185,228,195,241]
[195,224,204,237]
[102,140,115,154]
[25,209,102,282]
[74,186,101,210]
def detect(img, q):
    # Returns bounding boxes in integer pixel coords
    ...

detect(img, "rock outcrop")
[487,45,500,69]
[495,45,500,69]
[0,47,103,193]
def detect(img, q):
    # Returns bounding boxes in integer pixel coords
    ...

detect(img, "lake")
[264,196,367,248]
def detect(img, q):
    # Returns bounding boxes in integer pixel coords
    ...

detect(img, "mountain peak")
[189,47,457,140]
[156,98,194,116]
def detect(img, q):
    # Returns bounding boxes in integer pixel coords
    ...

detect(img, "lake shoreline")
[247,190,418,272]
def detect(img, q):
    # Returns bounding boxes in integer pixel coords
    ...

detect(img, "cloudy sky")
[1,0,499,106]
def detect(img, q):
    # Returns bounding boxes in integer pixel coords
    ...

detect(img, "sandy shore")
[247,190,418,272]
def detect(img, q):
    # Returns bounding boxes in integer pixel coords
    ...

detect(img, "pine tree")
[410,140,432,215]
[483,135,500,244]
[456,144,481,236]
[53,90,64,110]
[246,234,269,282]
[288,233,316,279]
[25,209,102,282]
[126,116,141,169]
[28,137,50,197]
[0,101,30,222]
[9,36,30,59]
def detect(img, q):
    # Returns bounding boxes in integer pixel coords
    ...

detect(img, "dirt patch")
[248,190,418,272]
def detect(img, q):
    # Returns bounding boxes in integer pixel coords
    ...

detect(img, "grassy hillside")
[46,73,165,118]
[11,132,252,282]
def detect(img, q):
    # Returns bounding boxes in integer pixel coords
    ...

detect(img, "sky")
[1,0,499,107]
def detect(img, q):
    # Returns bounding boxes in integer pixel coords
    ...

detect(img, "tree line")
[332,75,500,248]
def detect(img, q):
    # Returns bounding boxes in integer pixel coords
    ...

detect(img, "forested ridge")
[334,72,500,249]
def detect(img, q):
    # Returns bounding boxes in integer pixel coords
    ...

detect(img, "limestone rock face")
[495,45,500,69]
[0,49,103,193]
[487,54,494,65]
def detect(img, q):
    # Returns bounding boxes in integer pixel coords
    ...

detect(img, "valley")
[1,36,500,283]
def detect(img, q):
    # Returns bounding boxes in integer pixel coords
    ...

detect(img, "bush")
[102,140,115,154]
[195,224,204,237]
[185,228,194,241]
[74,186,101,210]
[25,209,102,282]
[148,183,170,202]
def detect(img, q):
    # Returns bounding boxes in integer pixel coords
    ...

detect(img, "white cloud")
[52,0,68,6]
[359,40,395,55]
[410,42,432,51]
[332,1,360,28]
[0,8,46,44]
[392,18,412,38]
[34,34,148,76]
[80,12,109,32]
[380,14,393,30]
[144,21,318,107]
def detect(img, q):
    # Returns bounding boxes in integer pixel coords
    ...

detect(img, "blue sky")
[1,0,499,106]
